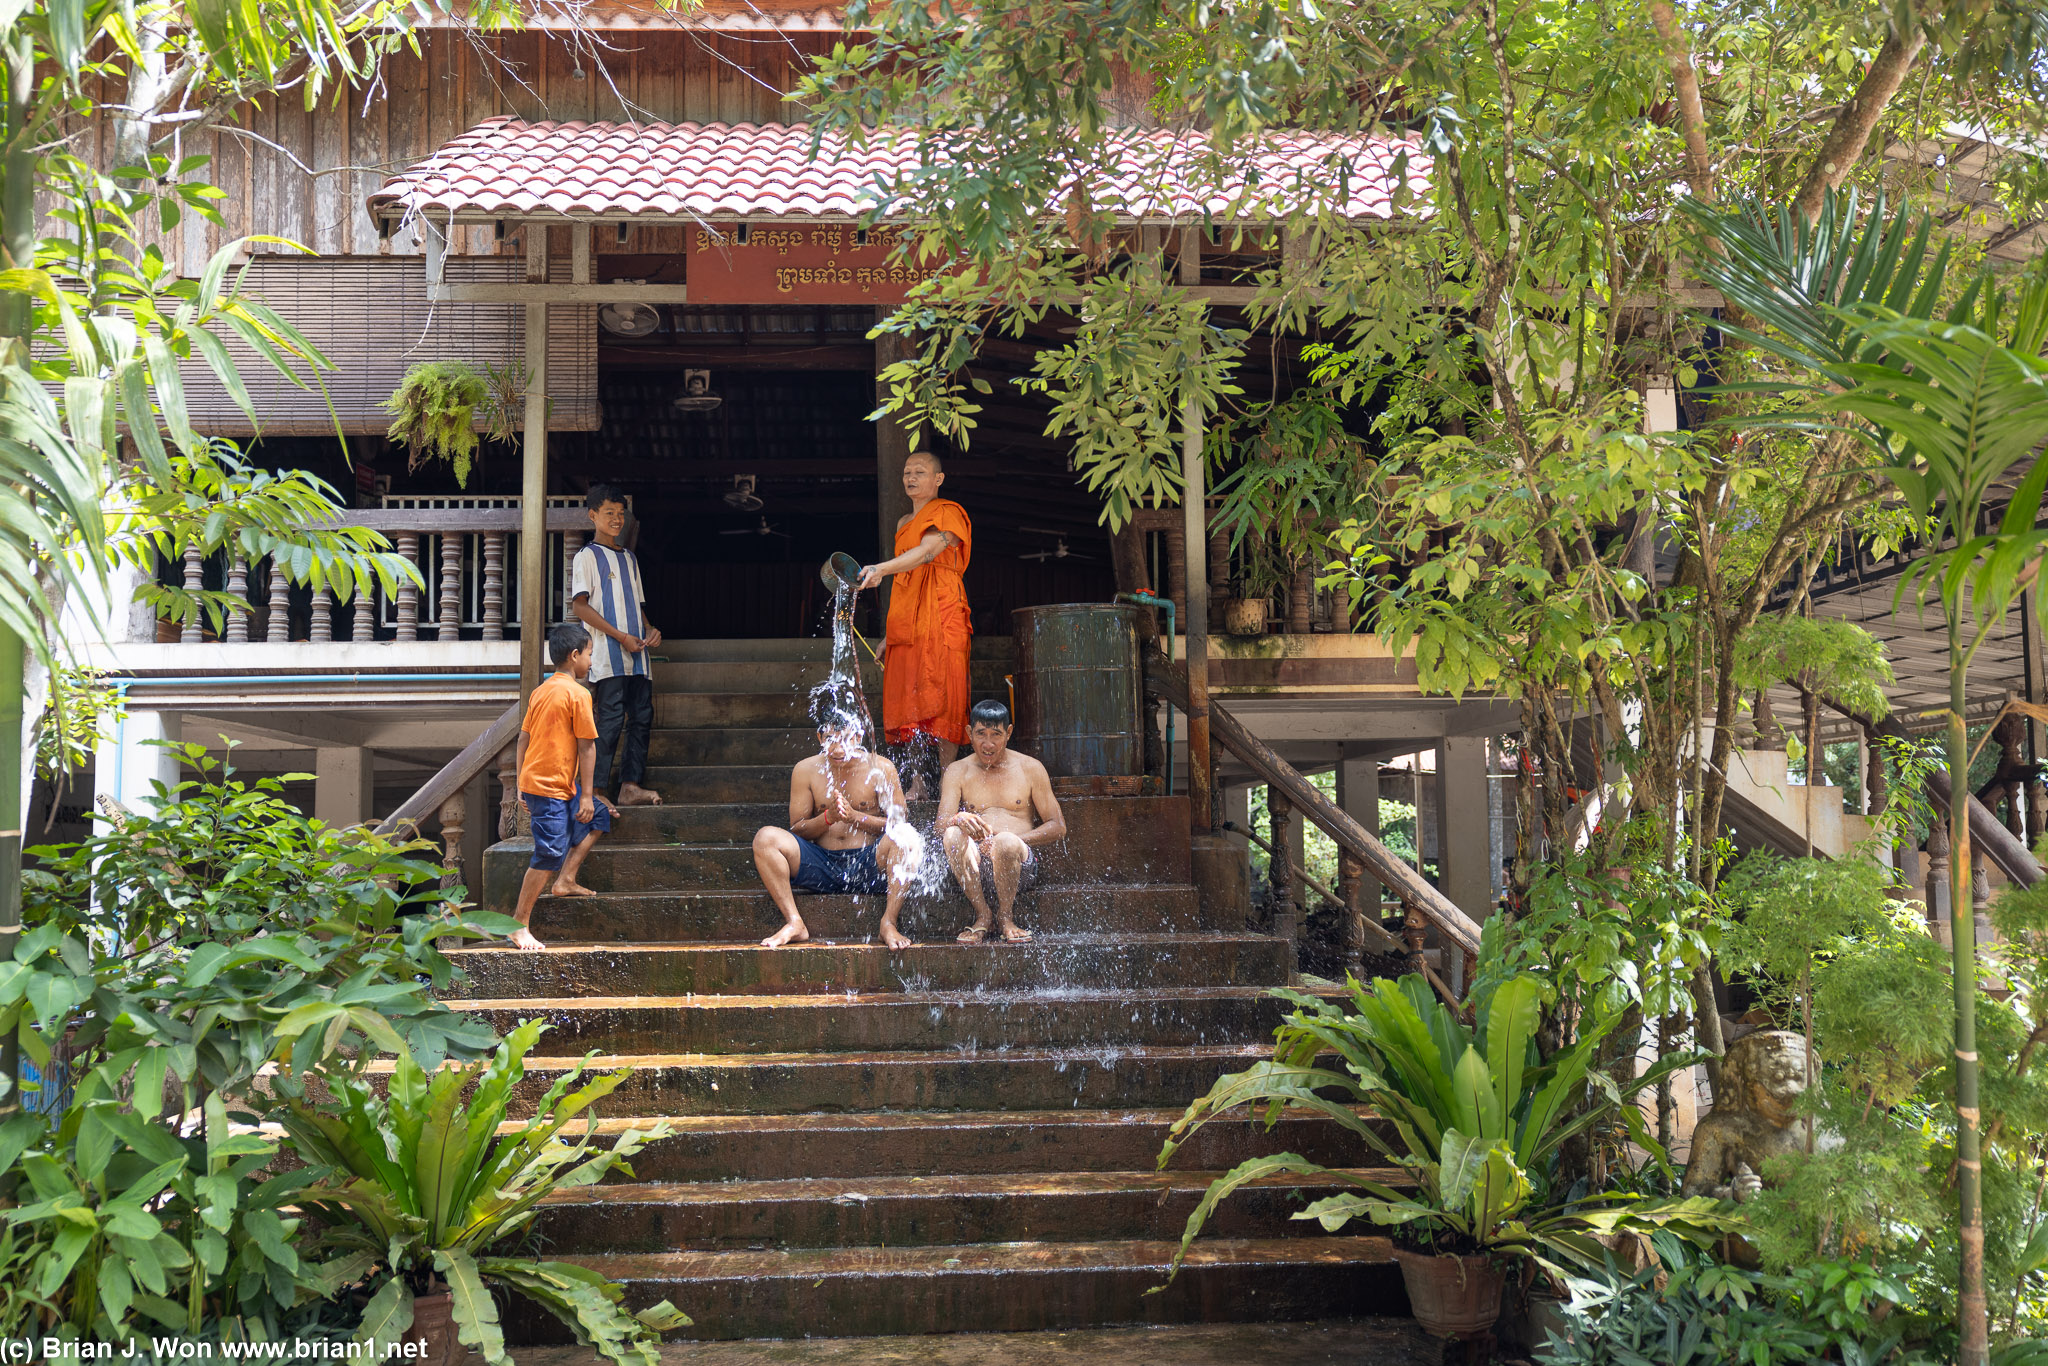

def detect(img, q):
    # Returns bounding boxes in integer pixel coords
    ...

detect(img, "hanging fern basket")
[384,361,490,487]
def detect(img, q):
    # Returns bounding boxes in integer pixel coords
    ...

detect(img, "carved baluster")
[395,532,421,641]
[224,555,250,642]
[1338,851,1366,969]
[2029,774,2046,848]
[179,545,204,643]
[1287,564,1313,633]
[1998,713,2028,836]
[438,791,467,894]
[497,742,524,840]
[482,532,507,640]
[1864,724,1887,819]
[1402,901,1429,980]
[1164,523,1187,627]
[309,585,334,643]
[439,533,463,639]
[1925,819,1952,936]
[560,530,583,624]
[1267,791,1298,953]
[266,559,291,641]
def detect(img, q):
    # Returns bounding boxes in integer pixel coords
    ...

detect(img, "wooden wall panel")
[69,33,833,264]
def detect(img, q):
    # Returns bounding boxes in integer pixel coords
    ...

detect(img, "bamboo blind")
[182,256,599,436]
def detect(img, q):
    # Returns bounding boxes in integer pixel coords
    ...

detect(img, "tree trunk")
[1791,25,1928,223]
[0,28,35,1124]
[1949,621,1988,1366]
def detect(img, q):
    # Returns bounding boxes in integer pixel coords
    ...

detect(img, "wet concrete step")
[654,694,871,730]
[649,660,1014,695]
[506,796,1192,863]
[447,933,1292,998]
[645,728,817,766]
[530,1169,1406,1252]
[508,1238,1403,1340]
[453,985,1306,1054]
[549,1109,1387,1183]
[431,1043,1282,1117]
[509,885,1210,944]
[485,840,1189,901]
[652,638,1018,665]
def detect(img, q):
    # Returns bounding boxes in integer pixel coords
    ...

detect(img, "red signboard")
[685,224,939,305]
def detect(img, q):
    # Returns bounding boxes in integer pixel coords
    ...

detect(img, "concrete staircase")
[456,638,1403,1341]
[1724,748,1874,859]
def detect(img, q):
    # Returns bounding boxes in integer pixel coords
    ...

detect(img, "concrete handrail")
[1147,657,1486,958]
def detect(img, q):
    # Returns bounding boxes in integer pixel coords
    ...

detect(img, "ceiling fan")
[721,515,790,539]
[1020,538,1092,562]
[722,475,763,512]
[1019,526,1093,562]
[673,367,723,411]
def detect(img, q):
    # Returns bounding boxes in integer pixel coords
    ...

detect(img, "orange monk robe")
[883,498,973,746]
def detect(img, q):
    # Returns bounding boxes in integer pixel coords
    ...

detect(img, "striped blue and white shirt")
[570,542,650,683]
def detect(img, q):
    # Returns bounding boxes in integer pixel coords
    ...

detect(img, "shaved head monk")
[856,451,972,800]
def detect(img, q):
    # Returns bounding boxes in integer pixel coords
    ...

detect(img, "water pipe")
[1116,592,1174,795]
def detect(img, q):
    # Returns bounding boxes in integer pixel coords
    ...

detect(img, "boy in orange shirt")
[510,622,616,950]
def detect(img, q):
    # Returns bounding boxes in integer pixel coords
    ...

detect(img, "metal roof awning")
[367,117,1428,228]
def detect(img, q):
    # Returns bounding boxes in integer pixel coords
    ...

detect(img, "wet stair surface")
[456,639,1406,1341]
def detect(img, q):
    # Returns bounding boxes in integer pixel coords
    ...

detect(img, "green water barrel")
[1011,604,1143,777]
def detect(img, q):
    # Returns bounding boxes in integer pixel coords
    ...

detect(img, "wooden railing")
[374,701,525,894]
[1147,657,1487,990]
[163,502,595,644]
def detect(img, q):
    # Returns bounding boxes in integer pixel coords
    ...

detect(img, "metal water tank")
[1011,604,1143,776]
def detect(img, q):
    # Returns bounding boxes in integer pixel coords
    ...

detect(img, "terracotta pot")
[409,1291,483,1366]
[1222,597,1268,636]
[1392,1248,1506,1339]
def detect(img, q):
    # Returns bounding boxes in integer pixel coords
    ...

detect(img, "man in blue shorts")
[750,712,923,950]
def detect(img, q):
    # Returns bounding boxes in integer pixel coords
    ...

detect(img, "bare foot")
[999,924,1034,943]
[761,922,810,948]
[956,925,990,944]
[880,923,914,950]
[511,926,546,951]
[550,879,597,898]
[618,783,663,806]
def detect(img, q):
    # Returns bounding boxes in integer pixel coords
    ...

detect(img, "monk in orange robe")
[857,451,972,799]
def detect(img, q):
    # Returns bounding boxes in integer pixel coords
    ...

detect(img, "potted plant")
[1158,972,1736,1339]
[1210,394,1361,634]
[282,1021,689,1366]
[383,361,524,489]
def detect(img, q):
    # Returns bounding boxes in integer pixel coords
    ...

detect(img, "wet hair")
[584,483,628,513]
[905,450,943,473]
[968,699,1011,731]
[548,621,592,666]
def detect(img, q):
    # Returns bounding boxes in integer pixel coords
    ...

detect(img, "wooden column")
[1926,819,1952,935]
[1865,723,1887,820]
[179,546,204,642]
[1287,564,1313,633]
[1337,747,1384,924]
[2026,586,2047,836]
[395,532,421,640]
[519,311,550,699]
[874,316,916,620]
[482,532,507,640]
[1182,392,1213,834]
[439,532,463,639]
[224,556,250,642]
[1267,789,1298,950]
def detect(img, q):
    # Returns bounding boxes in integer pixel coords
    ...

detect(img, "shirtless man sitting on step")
[938,699,1068,944]
[751,712,922,950]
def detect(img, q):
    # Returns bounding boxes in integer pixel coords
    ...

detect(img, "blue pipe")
[1116,591,1175,795]
[116,672,521,686]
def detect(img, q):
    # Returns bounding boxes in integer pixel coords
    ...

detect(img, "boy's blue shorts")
[523,787,611,872]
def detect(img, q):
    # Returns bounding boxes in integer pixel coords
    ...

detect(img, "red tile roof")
[369,117,1427,225]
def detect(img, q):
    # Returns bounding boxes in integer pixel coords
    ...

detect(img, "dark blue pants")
[592,674,653,790]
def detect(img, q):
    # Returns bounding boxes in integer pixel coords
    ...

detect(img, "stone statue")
[1681,1030,1813,1202]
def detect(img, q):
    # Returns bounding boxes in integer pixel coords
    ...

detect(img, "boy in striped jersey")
[570,484,665,807]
